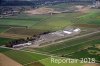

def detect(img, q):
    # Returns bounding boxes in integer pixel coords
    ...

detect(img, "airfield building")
[32,28,81,47]
[13,42,32,48]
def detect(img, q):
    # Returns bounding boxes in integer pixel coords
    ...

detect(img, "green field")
[29,33,100,62]
[65,47,100,62]
[5,27,47,36]
[34,33,100,52]
[0,4,100,66]
[0,18,41,27]
[0,47,48,65]
[0,13,74,36]
[40,57,85,66]
[0,37,14,46]
[75,11,100,25]
[0,9,100,37]
[0,26,11,33]
[0,13,74,31]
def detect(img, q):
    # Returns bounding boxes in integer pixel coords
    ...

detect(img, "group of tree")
[6,31,50,47]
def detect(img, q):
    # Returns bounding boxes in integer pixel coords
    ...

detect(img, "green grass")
[65,47,100,62]
[50,38,100,55]
[0,7,99,36]
[39,38,100,65]
[0,26,10,33]
[30,12,83,31]
[76,12,100,25]
[38,37,99,55]
[1,10,99,34]
[40,57,85,66]
[0,18,40,27]
[35,33,100,52]
[0,47,48,65]
[0,37,14,46]
[6,28,47,36]
[0,12,82,31]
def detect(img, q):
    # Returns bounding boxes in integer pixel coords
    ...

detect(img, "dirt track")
[0,53,22,66]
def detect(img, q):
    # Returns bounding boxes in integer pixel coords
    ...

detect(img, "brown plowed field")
[0,53,22,66]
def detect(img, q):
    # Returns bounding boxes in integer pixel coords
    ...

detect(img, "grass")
[5,27,47,36]
[0,37,14,46]
[0,26,10,33]
[0,14,72,33]
[0,4,100,66]
[38,37,100,65]
[36,38,100,55]
[0,12,82,31]
[40,57,85,66]
[35,33,100,52]
[0,47,48,65]
[65,47,100,62]
[0,18,40,27]
[75,11,100,25]
[0,12,79,36]
[50,38,100,55]
[1,9,99,36]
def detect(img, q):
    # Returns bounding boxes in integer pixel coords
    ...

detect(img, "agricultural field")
[65,47,100,62]
[33,32,100,52]
[75,11,100,25]
[0,7,100,38]
[1,47,86,66]
[40,57,100,66]
[40,57,85,66]
[0,37,14,46]
[0,12,75,30]
[0,26,10,33]
[0,2,100,66]
[24,33,100,62]
[0,13,74,38]
[0,47,48,65]
[5,27,47,36]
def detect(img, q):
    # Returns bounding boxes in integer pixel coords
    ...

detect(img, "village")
[0,0,100,18]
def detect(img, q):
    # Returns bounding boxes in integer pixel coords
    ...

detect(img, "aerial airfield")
[0,0,100,66]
